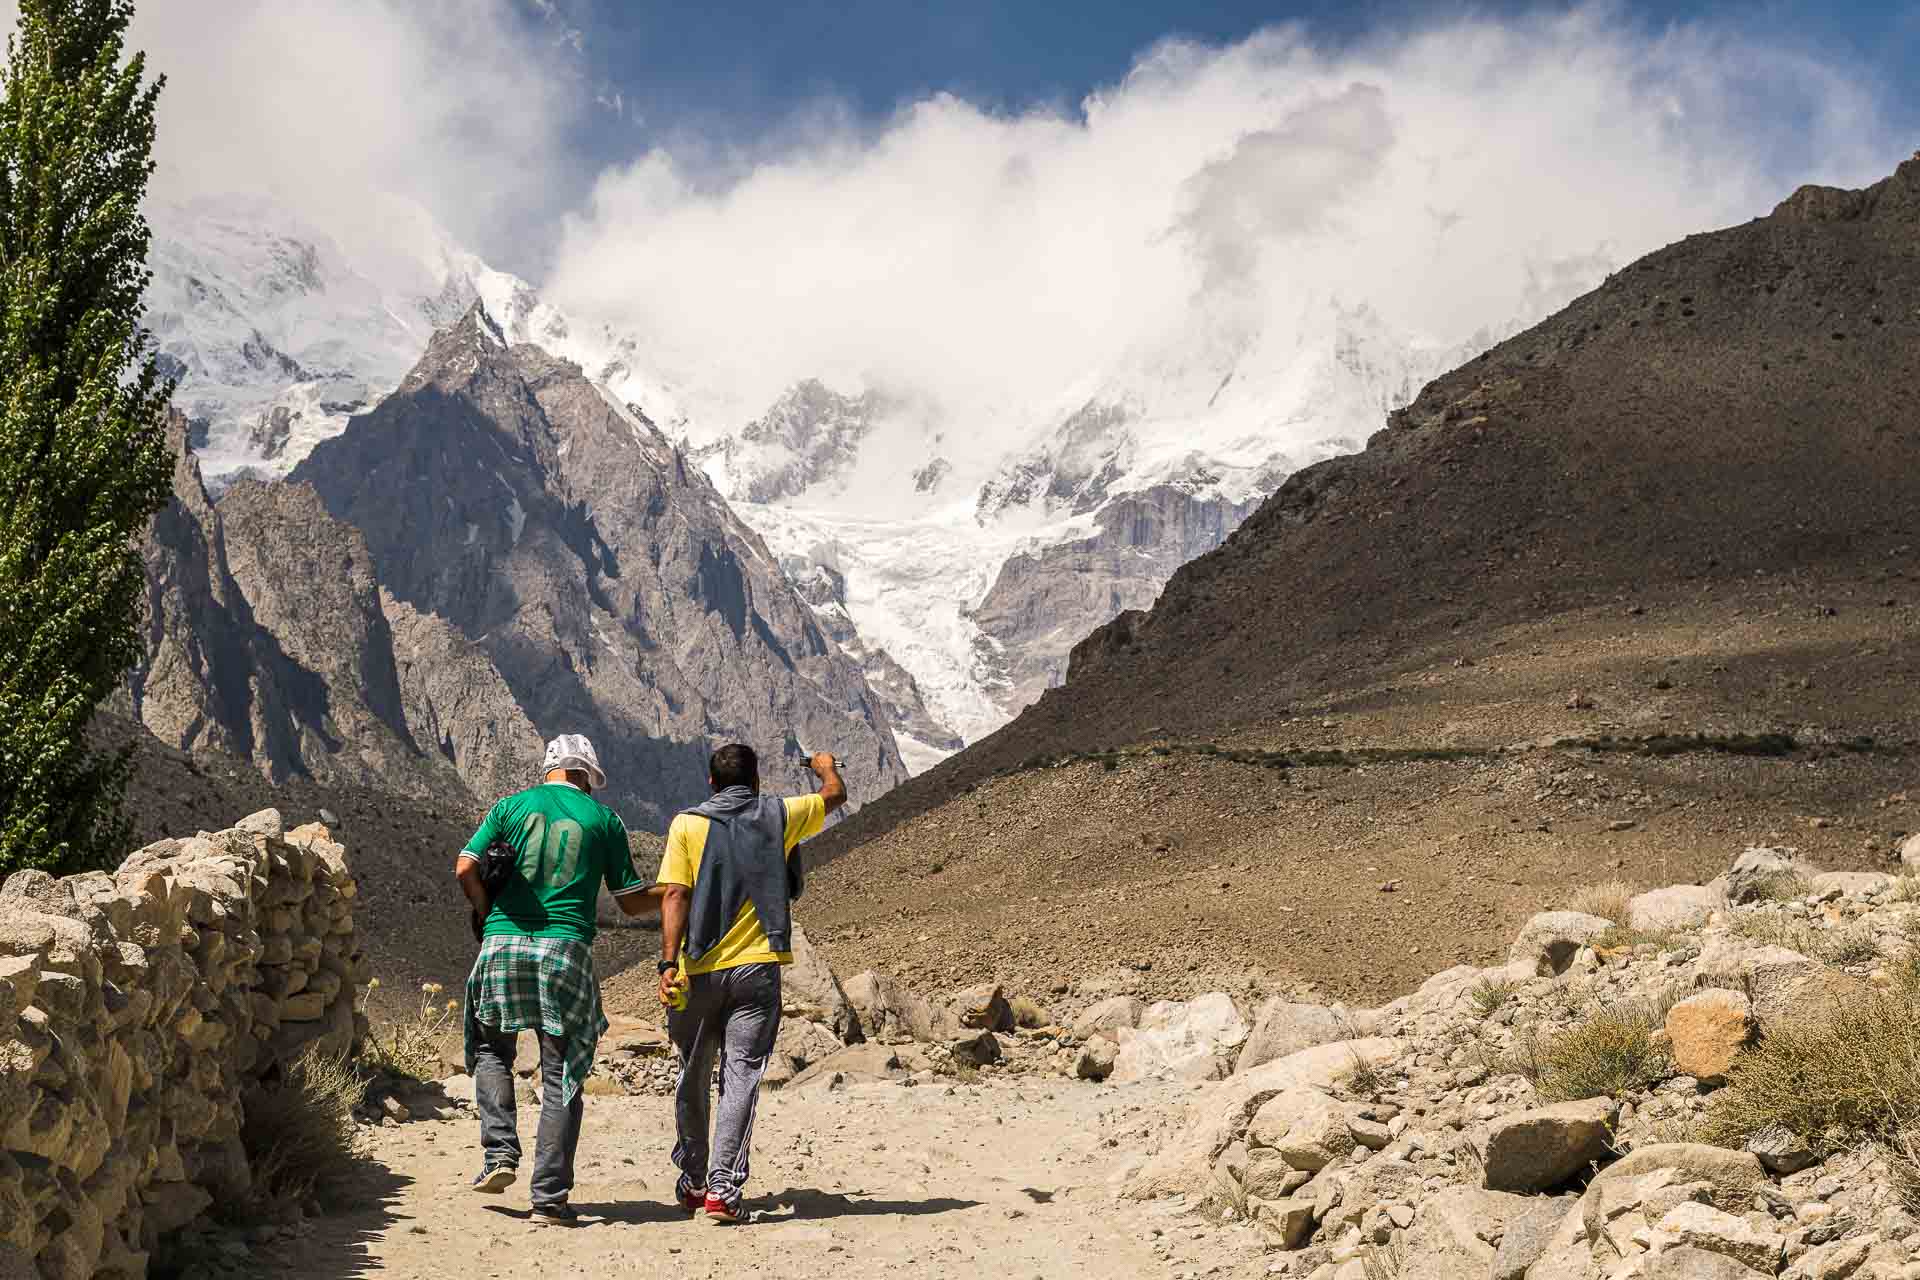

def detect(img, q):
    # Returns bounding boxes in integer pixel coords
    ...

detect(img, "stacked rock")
[0,809,366,1279]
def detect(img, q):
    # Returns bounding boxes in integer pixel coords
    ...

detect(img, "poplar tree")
[0,0,170,875]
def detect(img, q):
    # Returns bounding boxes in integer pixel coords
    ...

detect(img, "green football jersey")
[462,783,642,943]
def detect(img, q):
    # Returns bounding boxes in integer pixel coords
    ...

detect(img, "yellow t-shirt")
[658,794,826,974]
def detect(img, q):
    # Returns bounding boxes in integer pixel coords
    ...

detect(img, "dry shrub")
[1567,880,1635,924]
[361,980,459,1082]
[1008,995,1050,1029]
[1510,989,1680,1102]
[242,1050,366,1211]
[1749,871,1813,903]
[1701,961,1920,1156]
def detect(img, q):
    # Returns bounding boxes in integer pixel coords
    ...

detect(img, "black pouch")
[470,837,520,941]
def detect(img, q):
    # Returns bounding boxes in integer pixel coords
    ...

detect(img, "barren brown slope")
[817,158,1920,860]
[800,161,1920,1002]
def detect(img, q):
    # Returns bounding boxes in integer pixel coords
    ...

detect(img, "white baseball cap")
[540,734,606,791]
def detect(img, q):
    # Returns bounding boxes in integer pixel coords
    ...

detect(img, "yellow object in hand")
[663,966,688,1012]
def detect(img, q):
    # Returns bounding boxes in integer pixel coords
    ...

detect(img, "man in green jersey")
[455,733,659,1224]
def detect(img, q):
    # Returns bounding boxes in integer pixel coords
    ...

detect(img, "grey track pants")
[667,962,782,1207]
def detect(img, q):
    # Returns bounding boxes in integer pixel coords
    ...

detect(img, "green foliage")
[0,0,171,876]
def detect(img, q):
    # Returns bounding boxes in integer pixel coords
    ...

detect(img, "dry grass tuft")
[241,1050,366,1211]
[1470,977,1520,1016]
[1567,880,1635,924]
[1509,989,1681,1102]
[1748,871,1813,903]
[1008,995,1050,1029]
[1596,924,1694,953]
[1340,1047,1389,1100]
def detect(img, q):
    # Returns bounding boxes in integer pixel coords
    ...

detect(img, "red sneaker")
[676,1185,706,1214]
[703,1193,741,1224]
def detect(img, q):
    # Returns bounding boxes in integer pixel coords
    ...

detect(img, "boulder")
[1745,1124,1818,1176]
[1397,1186,1531,1280]
[1508,911,1613,977]
[1122,1037,1401,1200]
[1807,870,1893,899]
[1112,993,1248,1083]
[1073,1038,1117,1081]
[782,924,864,1044]
[1578,1145,1767,1234]
[948,1031,1002,1067]
[1640,1247,1773,1278]
[1241,1148,1310,1201]
[1664,989,1755,1082]
[1724,846,1816,905]
[1653,1201,1784,1272]
[1480,1097,1618,1193]
[1071,995,1143,1042]
[787,1042,903,1091]
[1253,1196,1316,1249]
[842,971,947,1043]
[1903,832,1920,873]
[437,1074,477,1106]
[1270,1095,1366,1173]
[1627,884,1721,931]
[1489,1195,1576,1280]
[1235,999,1347,1074]
[945,983,1014,1034]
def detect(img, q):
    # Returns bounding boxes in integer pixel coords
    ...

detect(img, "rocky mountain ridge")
[145,192,1528,767]
[132,302,908,832]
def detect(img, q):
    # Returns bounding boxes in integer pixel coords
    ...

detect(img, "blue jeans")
[471,1024,584,1207]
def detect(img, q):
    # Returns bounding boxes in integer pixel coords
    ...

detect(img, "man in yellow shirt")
[656,744,845,1223]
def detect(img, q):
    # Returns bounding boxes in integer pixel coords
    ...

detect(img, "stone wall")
[0,809,367,1278]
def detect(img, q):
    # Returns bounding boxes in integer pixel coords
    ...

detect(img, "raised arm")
[810,751,847,815]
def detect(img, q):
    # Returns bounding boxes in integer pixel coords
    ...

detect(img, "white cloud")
[545,8,1900,445]
[2,1,1898,460]
[0,0,590,275]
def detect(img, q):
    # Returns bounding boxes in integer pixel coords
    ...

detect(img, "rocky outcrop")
[139,305,911,828]
[132,416,467,802]
[288,306,909,828]
[701,379,890,505]
[971,483,1259,717]
[0,811,367,1277]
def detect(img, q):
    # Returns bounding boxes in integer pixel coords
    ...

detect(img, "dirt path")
[258,1078,1266,1280]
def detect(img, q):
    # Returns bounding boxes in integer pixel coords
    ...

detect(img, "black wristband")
[657,959,679,975]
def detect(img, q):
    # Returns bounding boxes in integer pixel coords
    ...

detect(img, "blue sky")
[540,0,1919,174]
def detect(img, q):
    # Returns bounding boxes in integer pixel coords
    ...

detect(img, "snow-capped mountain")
[146,192,691,483]
[144,191,1530,773]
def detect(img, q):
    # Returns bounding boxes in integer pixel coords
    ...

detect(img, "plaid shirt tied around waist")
[463,934,608,1105]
